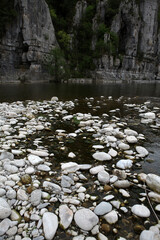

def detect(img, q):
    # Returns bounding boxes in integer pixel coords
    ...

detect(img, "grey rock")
[94,202,112,216]
[43,212,58,240]
[0,198,11,219]
[74,208,99,231]
[0,218,10,236]
[59,204,73,229]
[31,189,42,206]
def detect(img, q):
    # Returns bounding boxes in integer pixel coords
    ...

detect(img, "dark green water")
[0,81,160,102]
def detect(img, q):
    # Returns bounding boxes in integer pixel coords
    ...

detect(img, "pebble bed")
[0,96,160,240]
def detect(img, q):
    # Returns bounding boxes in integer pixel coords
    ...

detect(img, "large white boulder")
[43,212,58,240]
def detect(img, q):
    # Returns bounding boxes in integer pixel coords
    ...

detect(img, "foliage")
[46,47,70,82]
[57,30,71,50]
[0,0,17,38]
[105,0,121,28]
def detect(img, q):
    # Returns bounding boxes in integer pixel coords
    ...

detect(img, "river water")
[0,80,160,102]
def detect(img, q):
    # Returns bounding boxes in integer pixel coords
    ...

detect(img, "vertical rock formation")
[96,0,160,80]
[0,0,57,82]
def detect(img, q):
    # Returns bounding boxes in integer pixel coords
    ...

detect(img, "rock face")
[0,0,57,82]
[95,0,160,80]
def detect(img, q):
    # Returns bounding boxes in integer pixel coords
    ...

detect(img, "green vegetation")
[0,0,17,38]
[45,47,70,82]
[105,0,121,28]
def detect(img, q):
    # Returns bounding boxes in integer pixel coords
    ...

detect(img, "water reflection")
[0,80,160,102]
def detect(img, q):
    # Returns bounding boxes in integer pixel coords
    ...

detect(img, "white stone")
[92,145,104,149]
[98,171,110,184]
[118,143,130,150]
[97,233,108,240]
[119,189,130,198]
[6,189,17,199]
[124,129,138,136]
[148,192,160,203]
[17,189,28,201]
[136,146,149,157]
[6,226,17,236]
[0,198,11,219]
[51,96,58,101]
[11,150,23,155]
[28,154,44,165]
[126,136,138,144]
[74,208,99,231]
[43,181,61,193]
[4,164,18,173]
[31,189,42,206]
[139,230,155,240]
[155,204,160,211]
[116,159,133,170]
[37,164,51,172]
[25,166,35,174]
[93,152,111,161]
[131,204,150,218]
[59,204,73,229]
[28,149,49,157]
[94,202,112,216]
[43,212,58,240]
[68,152,76,158]
[0,218,10,236]
[0,188,6,197]
[13,159,25,167]
[90,166,105,175]
[146,174,160,193]
[61,162,79,173]
[103,210,118,224]
[108,148,117,157]
[103,195,114,201]
[143,112,156,119]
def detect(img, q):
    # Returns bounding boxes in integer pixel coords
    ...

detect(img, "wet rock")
[0,198,11,219]
[92,152,111,161]
[74,208,99,231]
[114,180,131,188]
[59,204,73,229]
[101,223,111,233]
[94,202,112,216]
[104,185,112,192]
[31,189,42,206]
[21,174,32,185]
[133,224,145,234]
[103,210,118,224]
[43,212,58,240]
[139,230,155,240]
[136,146,149,157]
[131,204,150,218]
[146,174,160,193]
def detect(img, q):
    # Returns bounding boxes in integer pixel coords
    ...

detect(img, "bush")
[105,0,121,28]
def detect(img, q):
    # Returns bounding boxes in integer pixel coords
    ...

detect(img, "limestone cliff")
[95,0,160,80]
[0,0,57,82]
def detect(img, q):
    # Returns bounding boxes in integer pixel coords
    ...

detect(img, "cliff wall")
[0,0,57,82]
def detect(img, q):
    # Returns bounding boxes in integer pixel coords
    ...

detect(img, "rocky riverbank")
[0,96,160,240]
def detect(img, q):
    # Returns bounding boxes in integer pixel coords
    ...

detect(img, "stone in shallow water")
[113,180,130,188]
[139,230,155,240]
[94,202,112,216]
[43,212,58,240]
[0,198,11,219]
[28,154,44,165]
[136,146,148,157]
[131,204,150,218]
[103,210,118,224]
[146,174,160,193]
[74,208,99,231]
[59,204,73,229]
[116,159,133,170]
[92,152,111,161]
[98,171,110,184]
